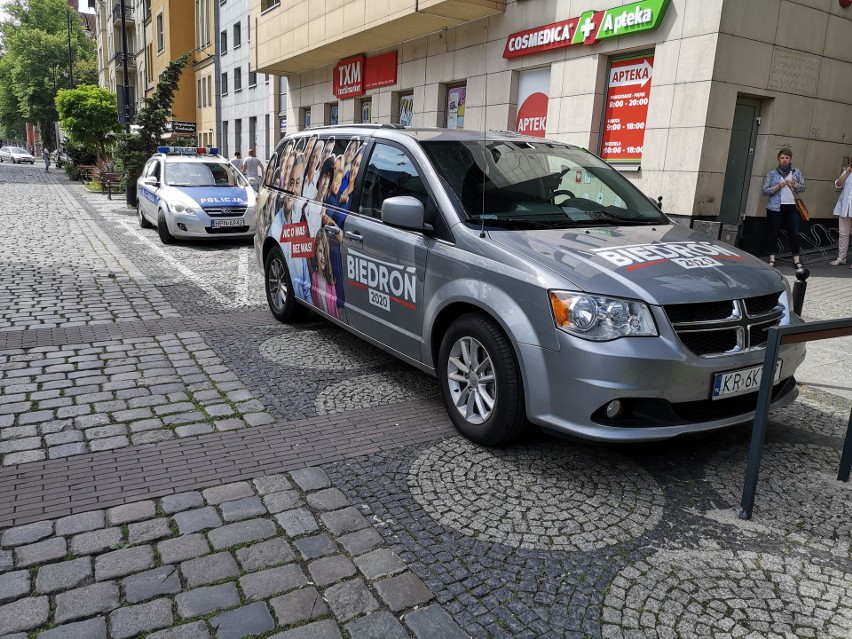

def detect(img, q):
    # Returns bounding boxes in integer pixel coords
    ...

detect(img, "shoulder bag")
[787,182,809,222]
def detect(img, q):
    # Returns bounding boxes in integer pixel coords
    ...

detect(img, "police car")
[136,146,256,244]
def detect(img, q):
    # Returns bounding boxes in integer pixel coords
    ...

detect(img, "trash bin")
[720,224,740,247]
[691,220,722,239]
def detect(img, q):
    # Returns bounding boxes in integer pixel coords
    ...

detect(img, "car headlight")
[171,202,197,214]
[549,291,658,340]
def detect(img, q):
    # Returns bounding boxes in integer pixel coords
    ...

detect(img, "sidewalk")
[1,165,851,638]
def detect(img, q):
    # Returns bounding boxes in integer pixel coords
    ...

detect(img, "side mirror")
[143,176,159,187]
[381,196,432,232]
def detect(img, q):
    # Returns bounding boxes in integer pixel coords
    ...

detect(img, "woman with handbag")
[761,147,806,269]
[830,162,852,267]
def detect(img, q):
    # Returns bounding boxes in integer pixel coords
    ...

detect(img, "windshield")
[165,161,246,187]
[11,147,29,154]
[421,140,668,229]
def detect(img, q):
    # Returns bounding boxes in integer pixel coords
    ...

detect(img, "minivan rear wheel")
[264,246,308,323]
[438,313,527,446]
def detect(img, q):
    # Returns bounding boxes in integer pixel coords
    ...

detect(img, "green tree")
[115,51,192,205]
[0,0,96,145]
[55,85,121,161]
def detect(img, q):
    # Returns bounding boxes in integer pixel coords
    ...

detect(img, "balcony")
[113,51,137,69]
[112,3,134,25]
[256,0,505,74]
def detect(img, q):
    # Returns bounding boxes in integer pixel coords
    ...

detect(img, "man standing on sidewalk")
[230,150,243,172]
[242,148,265,191]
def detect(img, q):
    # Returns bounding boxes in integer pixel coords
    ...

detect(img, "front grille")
[664,292,785,357]
[205,207,247,217]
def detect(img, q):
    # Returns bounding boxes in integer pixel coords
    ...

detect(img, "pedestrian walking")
[761,147,806,269]
[230,151,243,172]
[42,147,50,172]
[242,149,264,191]
[830,161,852,267]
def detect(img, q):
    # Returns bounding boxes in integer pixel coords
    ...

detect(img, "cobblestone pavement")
[1,162,851,638]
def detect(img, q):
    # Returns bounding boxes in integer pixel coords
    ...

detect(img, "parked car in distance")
[136,146,256,245]
[255,125,806,446]
[0,146,35,164]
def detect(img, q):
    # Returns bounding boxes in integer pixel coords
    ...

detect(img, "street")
[1,162,852,638]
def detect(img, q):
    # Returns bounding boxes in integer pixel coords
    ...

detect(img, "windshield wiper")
[586,209,660,225]
[469,216,556,230]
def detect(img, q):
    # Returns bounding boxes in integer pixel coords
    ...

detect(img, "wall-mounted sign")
[333,55,366,98]
[503,0,669,59]
[333,51,398,99]
[515,68,550,137]
[168,120,196,134]
[600,53,654,164]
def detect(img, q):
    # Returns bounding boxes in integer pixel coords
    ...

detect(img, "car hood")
[180,187,254,208]
[488,223,783,305]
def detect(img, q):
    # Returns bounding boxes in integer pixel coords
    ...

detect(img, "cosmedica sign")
[503,0,669,59]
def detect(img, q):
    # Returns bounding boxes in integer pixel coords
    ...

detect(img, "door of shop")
[719,98,761,232]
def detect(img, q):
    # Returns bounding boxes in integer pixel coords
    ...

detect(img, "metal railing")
[739,315,852,520]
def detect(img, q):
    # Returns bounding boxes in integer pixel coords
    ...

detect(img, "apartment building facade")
[219,0,275,162]
[251,0,852,254]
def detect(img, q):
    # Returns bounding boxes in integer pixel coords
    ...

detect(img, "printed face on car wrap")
[588,241,746,270]
[268,135,368,321]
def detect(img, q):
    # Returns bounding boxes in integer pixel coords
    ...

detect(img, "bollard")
[791,266,809,316]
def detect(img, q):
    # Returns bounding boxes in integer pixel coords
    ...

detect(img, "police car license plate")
[712,360,782,400]
[211,218,243,228]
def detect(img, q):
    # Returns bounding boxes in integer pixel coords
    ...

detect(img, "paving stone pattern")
[2,162,852,637]
[0,472,464,638]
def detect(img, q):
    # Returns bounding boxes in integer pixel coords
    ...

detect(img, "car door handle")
[344,231,363,242]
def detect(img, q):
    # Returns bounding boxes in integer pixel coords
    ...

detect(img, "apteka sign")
[503,0,670,59]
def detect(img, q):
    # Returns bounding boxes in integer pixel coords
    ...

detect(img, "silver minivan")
[255,126,805,445]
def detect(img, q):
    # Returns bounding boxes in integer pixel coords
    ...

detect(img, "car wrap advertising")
[600,54,654,164]
[258,134,368,322]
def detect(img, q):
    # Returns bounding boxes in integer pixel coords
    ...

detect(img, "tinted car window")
[359,143,428,219]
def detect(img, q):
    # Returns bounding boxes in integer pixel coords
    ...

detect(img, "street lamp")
[67,8,74,88]
[119,1,131,133]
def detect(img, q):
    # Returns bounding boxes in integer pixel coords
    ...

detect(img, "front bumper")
[166,207,256,239]
[518,319,806,443]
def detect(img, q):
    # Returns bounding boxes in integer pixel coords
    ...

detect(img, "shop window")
[301,108,311,130]
[327,103,339,126]
[445,84,466,130]
[360,100,372,124]
[599,51,655,167]
[397,92,414,127]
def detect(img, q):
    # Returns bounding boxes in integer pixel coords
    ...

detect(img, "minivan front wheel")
[438,313,527,446]
[264,246,307,323]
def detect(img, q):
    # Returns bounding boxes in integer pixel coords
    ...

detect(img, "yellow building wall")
[150,0,196,123]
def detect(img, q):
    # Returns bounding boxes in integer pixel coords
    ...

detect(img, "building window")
[233,22,241,48]
[220,30,227,54]
[360,99,372,123]
[265,114,269,158]
[301,108,310,130]
[221,72,228,95]
[327,103,338,126]
[397,92,414,126]
[234,67,242,92]
[445,84,466,129]
[207,74,212,106]
[249,117,257,153]
[235,119,242,155]
[223,121,229,157]
[156,12,164,52]
[197,79,202,108]
[260,0,279,11]
[146,44,153,82]
[249,68,257,87]
[195,0,210,49]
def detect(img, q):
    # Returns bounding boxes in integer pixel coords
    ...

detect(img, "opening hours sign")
[600,54,654,164]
